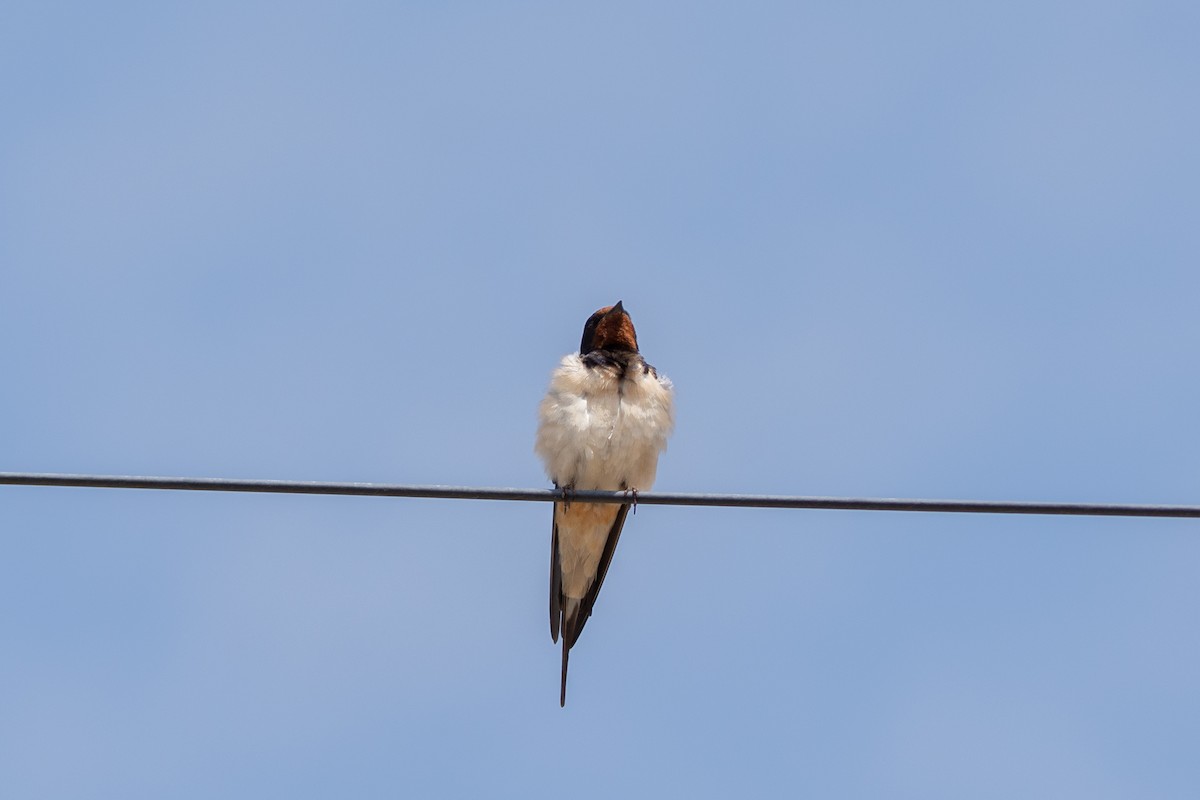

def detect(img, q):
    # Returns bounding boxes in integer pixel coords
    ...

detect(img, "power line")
[1,472,1197,518]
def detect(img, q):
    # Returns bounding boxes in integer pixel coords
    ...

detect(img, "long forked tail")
[560,637,570,707]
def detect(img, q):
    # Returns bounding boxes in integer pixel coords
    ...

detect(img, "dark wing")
[562,503,631,649]
[549,505,562,643]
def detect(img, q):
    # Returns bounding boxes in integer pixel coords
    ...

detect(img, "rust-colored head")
[579,301,639,354]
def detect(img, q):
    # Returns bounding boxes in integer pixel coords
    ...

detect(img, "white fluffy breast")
[535,353,674,491]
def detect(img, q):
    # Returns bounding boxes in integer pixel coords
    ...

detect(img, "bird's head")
[579,301,639,354]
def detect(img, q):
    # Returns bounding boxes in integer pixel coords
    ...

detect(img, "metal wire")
[1,472,1197,518]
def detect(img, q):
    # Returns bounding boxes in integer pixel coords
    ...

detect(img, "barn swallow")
[535,301,675,706]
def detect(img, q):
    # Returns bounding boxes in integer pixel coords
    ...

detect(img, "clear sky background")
[2,2,1198,797]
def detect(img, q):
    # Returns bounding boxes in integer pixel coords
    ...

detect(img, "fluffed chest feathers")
[535,354,675,491]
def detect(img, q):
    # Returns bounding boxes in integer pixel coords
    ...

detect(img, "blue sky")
[2,2,1198,797]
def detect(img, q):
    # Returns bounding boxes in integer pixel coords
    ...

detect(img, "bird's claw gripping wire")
[557,483,576,510]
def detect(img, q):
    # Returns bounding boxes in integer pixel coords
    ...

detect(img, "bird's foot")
[557,483,576,510]
[623,487,639,515]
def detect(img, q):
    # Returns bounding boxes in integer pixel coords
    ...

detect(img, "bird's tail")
[560,636,570,707]
[558,596,584,706]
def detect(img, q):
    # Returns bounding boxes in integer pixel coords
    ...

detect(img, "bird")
[535,301,675,706]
